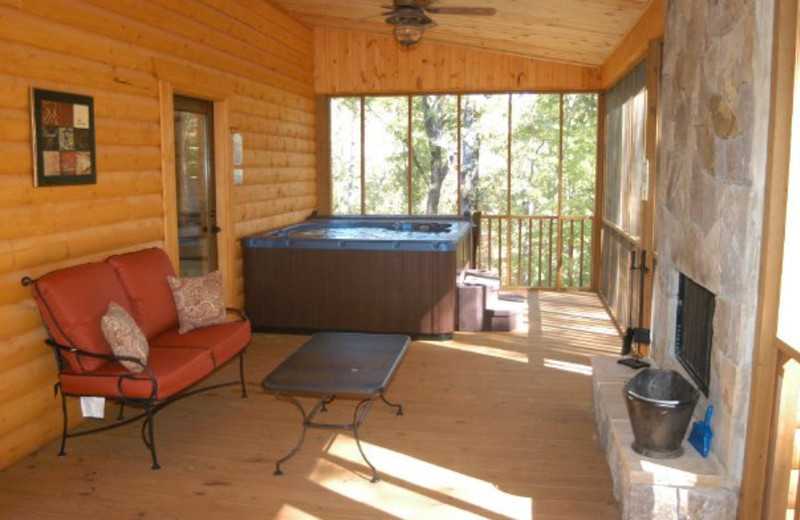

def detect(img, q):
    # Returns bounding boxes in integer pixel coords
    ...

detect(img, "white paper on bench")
[80,397,105,419]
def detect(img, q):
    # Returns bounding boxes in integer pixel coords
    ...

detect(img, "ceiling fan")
[383,0,497,47]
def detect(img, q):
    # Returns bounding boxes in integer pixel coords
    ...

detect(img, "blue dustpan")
[688,405,713,457]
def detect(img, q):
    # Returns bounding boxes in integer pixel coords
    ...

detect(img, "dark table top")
[261,332,410,397]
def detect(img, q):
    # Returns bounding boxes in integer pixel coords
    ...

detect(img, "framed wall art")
[31,88,96,187]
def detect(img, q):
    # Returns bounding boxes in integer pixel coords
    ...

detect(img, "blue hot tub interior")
[244,217,472,251]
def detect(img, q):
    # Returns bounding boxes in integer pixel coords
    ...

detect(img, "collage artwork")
[33,89,96,186]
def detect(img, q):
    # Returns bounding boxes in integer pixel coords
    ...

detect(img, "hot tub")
[242,216,473,338]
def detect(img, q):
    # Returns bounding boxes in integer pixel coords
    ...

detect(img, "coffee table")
[262,332,409,483]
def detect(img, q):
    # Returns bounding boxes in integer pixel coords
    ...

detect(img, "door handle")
[202,225,222,233]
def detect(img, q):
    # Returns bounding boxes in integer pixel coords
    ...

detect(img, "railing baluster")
[538,219,543,287]
[479,217,485,269]
[507,216,513,286]
[527,218,533,287]
[568,220,575,288]
[484,217,494,269]
[548,218,554,287]
[498,218,503,284]
[579,219,586,288]
[516,218,522,286]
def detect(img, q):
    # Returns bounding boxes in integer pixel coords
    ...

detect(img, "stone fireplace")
[593,0,775,518]
[652,0,773,495]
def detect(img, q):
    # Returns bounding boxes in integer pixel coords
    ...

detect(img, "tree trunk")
[421,96,449,214]
[461,98,481,214]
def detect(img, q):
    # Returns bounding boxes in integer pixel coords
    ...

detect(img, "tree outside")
[330,97,361,214]
[411,95,458,215]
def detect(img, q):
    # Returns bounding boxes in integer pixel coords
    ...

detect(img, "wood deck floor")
[0,291,622,520]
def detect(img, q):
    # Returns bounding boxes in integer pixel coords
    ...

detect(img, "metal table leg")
[274,393,308,476]
[380,394,403,416]
[273,392,403,483]
[352,397,379,482]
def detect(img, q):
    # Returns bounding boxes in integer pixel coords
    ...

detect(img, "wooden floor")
[0,291,622,520]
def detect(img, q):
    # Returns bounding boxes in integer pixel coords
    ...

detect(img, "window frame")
[324,91,599,220]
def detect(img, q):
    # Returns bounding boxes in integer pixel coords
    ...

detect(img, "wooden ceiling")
[270,0,655,66]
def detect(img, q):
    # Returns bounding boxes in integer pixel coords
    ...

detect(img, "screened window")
[563,93,599,216]
[329,93,597,219]
[604,62,647,237]
[460,94,509,215]
[364,97,408,214]
[510,93,560,216]
[330,98,361,215]
[411,95,459,215]
[599,61,648,326]
[328,92,598,289]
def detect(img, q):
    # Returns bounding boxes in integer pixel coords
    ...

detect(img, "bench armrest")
[226,307,249,322]
[45,338,154,379]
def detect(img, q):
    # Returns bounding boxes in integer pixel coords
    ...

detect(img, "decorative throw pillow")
[101,302,149,373]
[167,271,226,334]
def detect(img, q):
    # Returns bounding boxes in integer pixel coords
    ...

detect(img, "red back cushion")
[107,248,179,339]
[31,262,131,373]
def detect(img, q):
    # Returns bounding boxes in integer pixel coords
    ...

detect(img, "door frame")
[739,0,799,517]
[638,38,661,336]
[159,79,235,303]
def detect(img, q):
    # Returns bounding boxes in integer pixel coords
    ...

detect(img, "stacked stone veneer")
[649,0,774,513]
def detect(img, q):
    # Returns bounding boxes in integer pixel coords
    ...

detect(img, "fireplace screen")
[675,273,715,396]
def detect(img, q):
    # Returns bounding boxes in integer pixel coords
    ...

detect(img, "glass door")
[173,95,217,277]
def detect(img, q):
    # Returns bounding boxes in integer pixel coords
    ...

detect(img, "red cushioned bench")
[21,248,250,469]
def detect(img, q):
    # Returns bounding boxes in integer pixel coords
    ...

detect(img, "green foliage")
[562,94,598,216]
[330,98,362,214]
[511,93,560,216]
[461,94,509,215]
[364,97,408,214]
[411,95,458,215]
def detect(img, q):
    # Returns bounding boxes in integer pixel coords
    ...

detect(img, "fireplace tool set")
[619,249,651,369]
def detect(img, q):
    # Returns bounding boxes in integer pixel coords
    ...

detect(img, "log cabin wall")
[313,27,601,95]
[0,0,315,469]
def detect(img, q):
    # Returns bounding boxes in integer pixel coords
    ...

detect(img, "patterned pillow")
[101,302,149,373]
[167,271,227,334]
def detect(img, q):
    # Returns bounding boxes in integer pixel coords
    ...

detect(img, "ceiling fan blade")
[386,12,434,25]
[425,6,496,15]
[388,0,430,7]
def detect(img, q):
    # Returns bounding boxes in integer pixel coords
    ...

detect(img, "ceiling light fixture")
[383,1,496,49]
[385,6,431,48]
[393,23,424,47]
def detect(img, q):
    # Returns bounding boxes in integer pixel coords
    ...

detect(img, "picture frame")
[31,88,97,187]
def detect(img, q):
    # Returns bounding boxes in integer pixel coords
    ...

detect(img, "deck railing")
[476,215,594,289]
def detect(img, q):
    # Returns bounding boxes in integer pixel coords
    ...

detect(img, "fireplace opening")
[675,273,715,396]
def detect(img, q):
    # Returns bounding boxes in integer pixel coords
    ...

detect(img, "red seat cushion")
[59,346,215,400]
[30,262,132,373]
[150,320,251,367]
[107,248,179,339]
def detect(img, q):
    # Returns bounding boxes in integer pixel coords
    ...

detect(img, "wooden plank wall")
[600,0,665,89]
[313,27,601,95]
[0,0,315,469]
